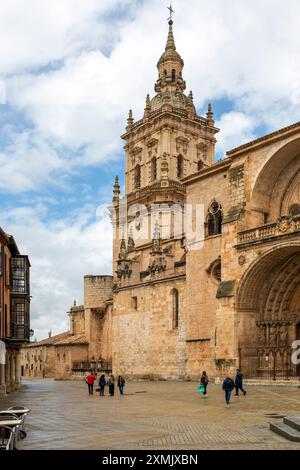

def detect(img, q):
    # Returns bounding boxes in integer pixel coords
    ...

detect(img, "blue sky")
[1,0,300,339]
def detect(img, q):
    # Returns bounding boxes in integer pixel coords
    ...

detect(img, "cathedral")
[110,18,300,380]
[22,19,300,382]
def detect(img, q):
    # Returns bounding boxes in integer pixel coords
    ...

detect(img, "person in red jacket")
[86,372,96,395]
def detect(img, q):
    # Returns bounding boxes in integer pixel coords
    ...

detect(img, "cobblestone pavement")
[1,379,300,450]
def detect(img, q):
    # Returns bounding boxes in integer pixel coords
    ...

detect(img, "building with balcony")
[0,227,30,397]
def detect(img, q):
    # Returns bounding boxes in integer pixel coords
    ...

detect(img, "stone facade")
[110,20,300,381]
[21,276,113,380]
[21,20,300,382]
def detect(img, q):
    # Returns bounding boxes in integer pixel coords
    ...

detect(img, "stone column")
[15,350,21,390]
[10,351,16,391]
[5,350,11,393]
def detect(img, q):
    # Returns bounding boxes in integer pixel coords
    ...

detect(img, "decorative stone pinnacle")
[113,175,120,204]
[144,94,151,119]
[127,109,134,129]
[206,103,214,124]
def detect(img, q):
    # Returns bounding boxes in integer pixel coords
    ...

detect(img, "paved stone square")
[1,379,300,450]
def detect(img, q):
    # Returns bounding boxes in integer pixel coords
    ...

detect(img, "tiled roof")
[54,334,89,346]
[24,331,70,348]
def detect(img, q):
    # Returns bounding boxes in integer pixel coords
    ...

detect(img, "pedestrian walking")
[118,375,126,395]
[200,371,209,397]
[235,369,247,396]
[86,372,97,395]
[99,374,106,396]
[108,374,115,397]
[222,376,235,405]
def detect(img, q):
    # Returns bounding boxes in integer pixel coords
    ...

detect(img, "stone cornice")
[121,109,219,141]
[227,121,300,157]
[114,273,186,292]
[181,157,232,185]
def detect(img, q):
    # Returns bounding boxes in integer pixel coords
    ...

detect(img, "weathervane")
[167,3,175,23]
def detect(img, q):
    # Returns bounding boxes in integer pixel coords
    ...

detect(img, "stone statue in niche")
[279,324,288,346]
[257,324,266,345]
[269,324,278,347]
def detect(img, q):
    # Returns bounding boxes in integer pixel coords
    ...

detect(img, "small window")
[289,204,300,216]
[151,157,157,182]
[206,201,223,237]
[171,289,179,329]
[172,69,176,82]
[132,296,138,310]
[177,155,184,178]
[198,160,204,171]
[134,165,141,189]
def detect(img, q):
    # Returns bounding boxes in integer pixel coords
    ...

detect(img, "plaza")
[2,379,300,450]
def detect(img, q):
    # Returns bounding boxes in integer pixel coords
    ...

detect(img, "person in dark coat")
[200,371,209,397]
[235,369,247,396]
[222,376,235,404]
[99,374,106,396]
[108,375,115,397]
[118,376,126,395]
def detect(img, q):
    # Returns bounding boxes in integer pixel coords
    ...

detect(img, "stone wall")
[84,275,113,359]
[112,278,186,379]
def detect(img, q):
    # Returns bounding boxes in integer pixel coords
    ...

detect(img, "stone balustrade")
[237,215,300,246]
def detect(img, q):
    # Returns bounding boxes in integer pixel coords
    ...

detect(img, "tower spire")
[165,18,176,52]
[155,11,186,94]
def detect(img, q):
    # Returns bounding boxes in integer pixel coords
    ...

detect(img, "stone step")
[283,416,300,432]
[270,422,300,442]
[244,379,300,387]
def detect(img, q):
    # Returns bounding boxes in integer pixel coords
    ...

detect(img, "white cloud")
[0,203,113,339]
[2,0,300,190]
[216,112,257,157]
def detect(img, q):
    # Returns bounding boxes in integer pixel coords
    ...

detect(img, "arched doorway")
[237,243,300,378]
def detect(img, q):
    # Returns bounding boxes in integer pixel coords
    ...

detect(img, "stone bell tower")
[122,18,219,197]
[112,18,219,282]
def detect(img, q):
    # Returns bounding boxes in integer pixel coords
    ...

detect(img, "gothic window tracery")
[206,201,223,237]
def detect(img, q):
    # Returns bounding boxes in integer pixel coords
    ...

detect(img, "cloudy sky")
[1,0,300,339]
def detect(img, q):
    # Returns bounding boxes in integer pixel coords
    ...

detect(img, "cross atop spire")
[167,3,175,24]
